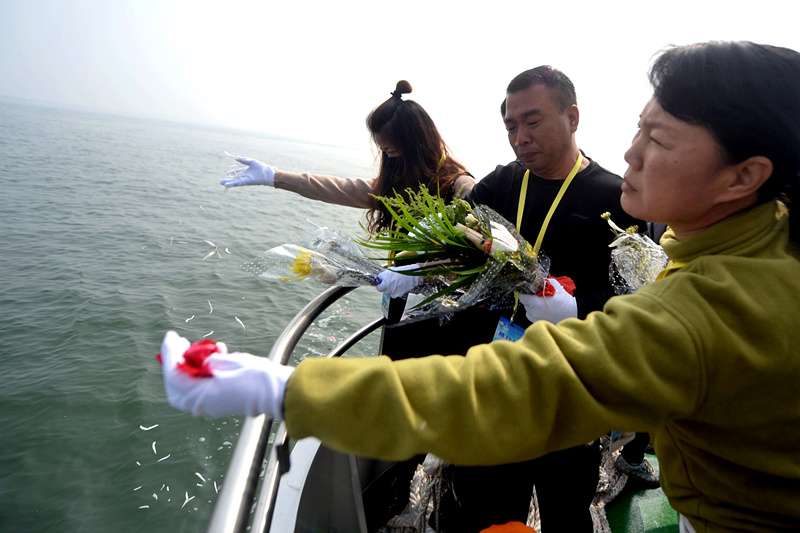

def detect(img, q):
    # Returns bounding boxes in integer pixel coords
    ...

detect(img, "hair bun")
[391,80,413,98]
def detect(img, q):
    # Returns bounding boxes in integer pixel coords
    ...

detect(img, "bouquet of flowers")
[243,186,548,319]
[602,212,668,294]
[241,228,383,287]
[358,187,548,315]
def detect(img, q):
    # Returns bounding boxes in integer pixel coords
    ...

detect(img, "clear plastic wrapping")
[242,188,551,321]
[603,214,668,294]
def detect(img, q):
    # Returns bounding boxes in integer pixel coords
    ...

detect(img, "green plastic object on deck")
[605,454,678,533]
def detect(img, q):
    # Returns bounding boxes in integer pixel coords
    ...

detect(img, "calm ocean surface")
[0,101,385,532]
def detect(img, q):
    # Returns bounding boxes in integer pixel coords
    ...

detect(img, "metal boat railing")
[206,285,385,533]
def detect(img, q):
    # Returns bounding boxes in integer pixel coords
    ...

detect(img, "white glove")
[519,277,578,324]
[159,331,294,418]
[220,156,276,187]
[375,263,423,298]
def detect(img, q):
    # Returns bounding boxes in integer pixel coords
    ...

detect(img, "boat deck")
[606,454,678,533]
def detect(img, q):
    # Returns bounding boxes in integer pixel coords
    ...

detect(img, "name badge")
[493,316,526,342]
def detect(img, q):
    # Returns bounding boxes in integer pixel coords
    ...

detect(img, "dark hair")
[500,65,577,116]
[650,41,800,244]
[365,80,469,232]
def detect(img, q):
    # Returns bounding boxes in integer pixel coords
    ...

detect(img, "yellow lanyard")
[517,152,584,254]
[513,152,584,315]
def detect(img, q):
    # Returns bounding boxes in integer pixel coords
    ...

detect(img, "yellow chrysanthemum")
[291,250,314,279]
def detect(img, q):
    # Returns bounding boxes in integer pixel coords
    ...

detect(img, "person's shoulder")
[469,161,522,205]
[574,158,625,199]
[480,160,525,183]
[582,158,623,184]
[578,157,647,229]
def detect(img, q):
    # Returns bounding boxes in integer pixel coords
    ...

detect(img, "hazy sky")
[1,0,798,175]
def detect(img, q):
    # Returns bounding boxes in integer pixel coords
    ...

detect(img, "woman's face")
[374,132,401,158]
[622,98,733,236]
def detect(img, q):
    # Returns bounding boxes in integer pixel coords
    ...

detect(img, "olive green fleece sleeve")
[284,289,703,465]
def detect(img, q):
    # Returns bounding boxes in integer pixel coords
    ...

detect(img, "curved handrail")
[207,285,383,533]
[251,315,386,532]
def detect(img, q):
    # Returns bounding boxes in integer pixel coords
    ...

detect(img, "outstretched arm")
[221,154,377,209]
[160,289,700,465]
[284,290,701,465]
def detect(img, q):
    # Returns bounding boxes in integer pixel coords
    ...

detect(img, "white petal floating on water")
[202,250,217,261]
[208,300,213,314]
[222,441,232,446]
[138,505,150,510]
[181,492,195,510]
[213,481,219,494]
[160,484,165,491]
[185,315,195,323]
[139,424,159,431]
[234,316,245,330]
[157,454,171,462]
[195,472,206,483]
[204,240,216,247]
[196,483,203,487]
[133,486,142,492]
[151,441,157,455]
[135,461,141,467]
[224,248,231,254]
[202,331,214,338]
[152,493,158,501]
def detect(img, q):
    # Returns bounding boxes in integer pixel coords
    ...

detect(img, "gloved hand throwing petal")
[158,331,293,418]
[375,263,423,298]
[519,276,577,324]
[220,154,276,188]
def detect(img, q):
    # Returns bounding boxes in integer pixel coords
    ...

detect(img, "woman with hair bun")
[222,80,473,298]
[221,80,473,234]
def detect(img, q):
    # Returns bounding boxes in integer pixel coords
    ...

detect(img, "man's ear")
[722,155,773,201]
[566,104,579,132]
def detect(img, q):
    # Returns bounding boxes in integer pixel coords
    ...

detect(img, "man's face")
[622,97,730,231]
[503,84,576,175]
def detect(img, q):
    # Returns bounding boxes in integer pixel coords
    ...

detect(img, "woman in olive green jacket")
[162,41,800,532]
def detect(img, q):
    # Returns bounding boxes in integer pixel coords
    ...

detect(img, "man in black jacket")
[437,66,643,532]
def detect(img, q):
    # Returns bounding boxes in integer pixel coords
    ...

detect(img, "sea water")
[0,100,383,532]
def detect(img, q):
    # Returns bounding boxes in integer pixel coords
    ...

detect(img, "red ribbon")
[156,339,217,378]
[535,276,576,297]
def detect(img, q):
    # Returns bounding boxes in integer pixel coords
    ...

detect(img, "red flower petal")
[177,339,218,378]
[555,276,576,296]
[183,339,218,365]
[177,360,214,378]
